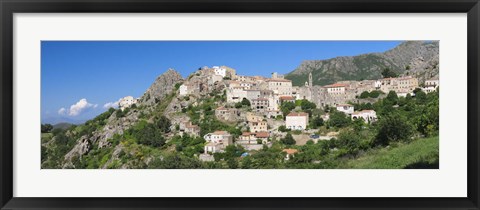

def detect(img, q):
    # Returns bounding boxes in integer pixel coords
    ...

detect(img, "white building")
[203,130,233,154]
[425,77,439,88]
[286,112,309,130]
[423,76,439,93]
[351,110,378,123]
[119,96,137,111]
[324,83,347,94]
[179,84,189,96]
[226,87,247,103]
[336,104,354,115]
[212,66,227,78]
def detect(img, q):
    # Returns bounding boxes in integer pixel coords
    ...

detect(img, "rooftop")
[324,83,346,88]
[279,96,295,100]
[213,130,229,135]
[282,148,298,155]
[266,78,292,82]
[253,98,268,101]
[353,110,376,115]
[216,106,228,111]
[255,132,269,138]
[287,112,308,117]
[242,132,253,136]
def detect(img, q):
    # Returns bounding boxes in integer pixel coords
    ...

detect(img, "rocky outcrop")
[140,68,184,106]
[285,41,439,86]
[61,69,184,168]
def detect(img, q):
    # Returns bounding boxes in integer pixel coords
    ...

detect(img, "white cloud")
[58,107,66,115]
[59,98,98,117]
[103,99,121,109]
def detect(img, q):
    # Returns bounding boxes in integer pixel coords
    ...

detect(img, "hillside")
[41,69,184,169]
[285,41,439,86]
[337,136,439,169]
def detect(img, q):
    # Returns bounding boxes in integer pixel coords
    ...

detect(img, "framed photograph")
[1,0,479,209]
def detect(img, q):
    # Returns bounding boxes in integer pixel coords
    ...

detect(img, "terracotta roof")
[287,112,308,117]
[279,96,295,100]
[213,130,229,135]
[186,124,199,129]
[324,83,346,88]
[255,132,269,138]
[282,148,298,155]
[242,132,252,136]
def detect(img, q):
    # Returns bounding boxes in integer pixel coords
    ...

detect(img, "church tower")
[309,72,313,87]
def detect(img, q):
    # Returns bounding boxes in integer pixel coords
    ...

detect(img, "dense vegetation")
[42,84,439,169]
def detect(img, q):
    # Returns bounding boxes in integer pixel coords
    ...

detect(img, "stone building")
[251,98,269,113]
[351,110,378,123]
[215,107,240,121]
[336,104,354,115]
[266,78,292,96]
[286,112,309,130]
[203,130,233,154]
[248,120,268,133]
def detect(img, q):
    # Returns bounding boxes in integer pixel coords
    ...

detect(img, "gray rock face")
[285,41,439,86]
[140,68,184,106]
[61,69,184,168]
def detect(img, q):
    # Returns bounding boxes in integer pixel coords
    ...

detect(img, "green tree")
[311,117,324,128]
[359,91,370,99]
[369,90,382,98]
[381,67,397,78]
[385,91,399,105]
[300,100,316,110]
[241,98,251,107]
[41,124,53,133]
[336,130,362,157]
[155,116,171,133]
[329,111,351,128]
[278,125,290,132]
[281,133,296,145]
[415,90,427,104]
[374,113,414,146]
[280,101,296,116]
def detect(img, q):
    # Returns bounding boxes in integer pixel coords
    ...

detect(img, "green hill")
[339,136,439,169]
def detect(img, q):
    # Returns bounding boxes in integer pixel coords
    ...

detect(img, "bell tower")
[309,72,313,87]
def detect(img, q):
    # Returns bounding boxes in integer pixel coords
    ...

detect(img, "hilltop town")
[40,41,440,169]
[99,64,439,164]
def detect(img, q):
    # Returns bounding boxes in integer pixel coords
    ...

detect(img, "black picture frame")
[1,0,479,209]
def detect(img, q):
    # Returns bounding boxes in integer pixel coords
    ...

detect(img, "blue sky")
[41,41,401,124]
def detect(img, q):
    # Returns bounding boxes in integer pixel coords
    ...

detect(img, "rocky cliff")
[285,41,439,86]
[60,69,184,168]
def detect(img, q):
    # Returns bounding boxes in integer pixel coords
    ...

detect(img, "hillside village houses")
[423,76,439,93]
[286,112,309,130]
[174,65,438,156]
[203,130,233,154]
[215,106,240,121]
[351,110,378,123]
[336,104,354,115]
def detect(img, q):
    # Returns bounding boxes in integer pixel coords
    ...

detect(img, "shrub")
[281,133,296,145]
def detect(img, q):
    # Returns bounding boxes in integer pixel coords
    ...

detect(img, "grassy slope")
[339,136,439,169]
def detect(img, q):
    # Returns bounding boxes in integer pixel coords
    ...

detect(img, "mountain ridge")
[285,41,439,86]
